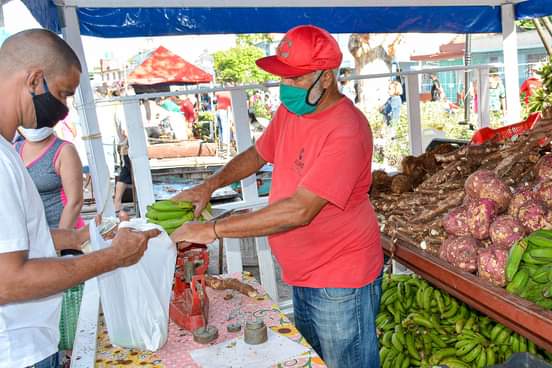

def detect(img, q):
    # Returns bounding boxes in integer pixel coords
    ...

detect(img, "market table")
[382,236,552,352]
[72,272,326,368]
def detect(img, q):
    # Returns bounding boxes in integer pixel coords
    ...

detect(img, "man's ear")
[25,69,44,94]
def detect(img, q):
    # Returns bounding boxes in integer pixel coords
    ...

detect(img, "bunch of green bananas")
[529,60,552,113]
[378,274,550,368]
[145,200,211,235]
[506,229,552,309]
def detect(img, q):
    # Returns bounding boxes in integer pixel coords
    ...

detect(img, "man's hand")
[171,182,214,218]
[170,221,216,245]
[110,227,161,267]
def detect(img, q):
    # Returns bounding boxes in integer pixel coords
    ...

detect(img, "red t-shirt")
[216,92,232,111]
[255,97,383,288]
[180,99,197,122]
[520,77,542,104]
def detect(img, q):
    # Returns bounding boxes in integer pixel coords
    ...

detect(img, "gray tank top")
[15,138,68,228]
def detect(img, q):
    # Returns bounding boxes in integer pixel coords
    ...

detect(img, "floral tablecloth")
[94,272,326,368]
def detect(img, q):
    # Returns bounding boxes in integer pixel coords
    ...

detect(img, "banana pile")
[529,60,552,113]
[378,274,548,368]
[146,200,211,235]
[506,229,552,309]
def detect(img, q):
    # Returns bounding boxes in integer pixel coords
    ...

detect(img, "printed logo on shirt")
[294,148,305,174]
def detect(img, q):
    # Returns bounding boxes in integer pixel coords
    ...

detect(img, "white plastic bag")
[90,218,177,351]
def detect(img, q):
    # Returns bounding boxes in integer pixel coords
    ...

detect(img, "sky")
[2,0,456,72]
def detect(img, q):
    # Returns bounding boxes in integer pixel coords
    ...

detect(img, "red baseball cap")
[256,25,343,78]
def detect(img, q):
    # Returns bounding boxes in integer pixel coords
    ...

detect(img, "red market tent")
[127,45,213,93]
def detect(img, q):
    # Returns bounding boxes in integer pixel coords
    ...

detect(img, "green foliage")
[517,17,552,31]
[368,102,492,167]
[213,43,273,85]
[198,111,215,122]
[249,94,272,120]
[236,34,274,47]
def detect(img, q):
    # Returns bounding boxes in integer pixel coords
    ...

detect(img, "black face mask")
[31,79,69,129]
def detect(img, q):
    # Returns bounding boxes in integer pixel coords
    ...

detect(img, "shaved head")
[0,29,81,76]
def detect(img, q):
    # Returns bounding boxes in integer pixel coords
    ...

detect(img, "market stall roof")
[127,46,212,90]
[22,0,552,37]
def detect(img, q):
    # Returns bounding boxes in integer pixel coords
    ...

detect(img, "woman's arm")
[56,143,84,229]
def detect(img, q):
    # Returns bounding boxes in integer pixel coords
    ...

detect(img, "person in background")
[430,73,443,102]
[0,29,159,368]
[520,66,542,106]
[380,80,402,127]
[171,25,383,368]
[113,117,132,214]
[15,128,85,230]
[15,125,86,367]
[215,91,233,153]
[489,70,506,118]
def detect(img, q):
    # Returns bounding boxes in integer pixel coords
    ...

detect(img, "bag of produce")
[90,219,177,351]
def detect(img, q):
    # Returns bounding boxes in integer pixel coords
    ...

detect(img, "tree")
[348,34,402,112]
[213,35,274,85]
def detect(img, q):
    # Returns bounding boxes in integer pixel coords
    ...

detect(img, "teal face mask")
[280,72,326,116]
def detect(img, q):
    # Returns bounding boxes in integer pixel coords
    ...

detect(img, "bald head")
[0,29,81,77]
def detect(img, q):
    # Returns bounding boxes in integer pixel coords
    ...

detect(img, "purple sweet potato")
[442,206,470,237]
[508,189,536,217]
[439,236,479,273]
[536,181,552,208]
[535,155,552,181]
[478,247,508,287]
[467,199,498,240]
[489,215,525,250]
[464,170,512,212]
[518,199,548,232]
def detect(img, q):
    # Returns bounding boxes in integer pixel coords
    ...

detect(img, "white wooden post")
[229,89,258,202]
[501,3,521,124]
[406,74,423,155]
[121,100,155,216]
[60,6,115,216]
[70,279,100,368]
[477,67,490,128]
[228,89,278,300]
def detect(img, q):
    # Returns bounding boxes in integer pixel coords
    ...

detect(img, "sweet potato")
[535,155,552,181]
[442,206,470,237]
[464,170,512,212]
[478,247,508,287]
[467,199,498,240]
[508,189,536,217]
[536,181,552,208]
[439,236,479,273]
[489,215,525,250]
[518,199,548,232]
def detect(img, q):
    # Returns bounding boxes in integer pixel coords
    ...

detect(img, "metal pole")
[463,34,472,125]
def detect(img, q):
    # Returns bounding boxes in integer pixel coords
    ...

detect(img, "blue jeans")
[293,276,382,368]
[30,352,59,368]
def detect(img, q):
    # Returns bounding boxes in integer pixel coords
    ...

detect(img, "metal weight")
[244,319,268,345]
[227,323,242,333]
[193,325,219,344]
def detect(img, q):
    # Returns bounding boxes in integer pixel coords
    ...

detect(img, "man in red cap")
[171,25,383,368]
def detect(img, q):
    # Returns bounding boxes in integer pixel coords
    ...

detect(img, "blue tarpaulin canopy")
[21,0,552,38]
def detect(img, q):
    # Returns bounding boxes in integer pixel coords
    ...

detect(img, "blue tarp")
[516,0,552,19]
[20,1,552,38]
